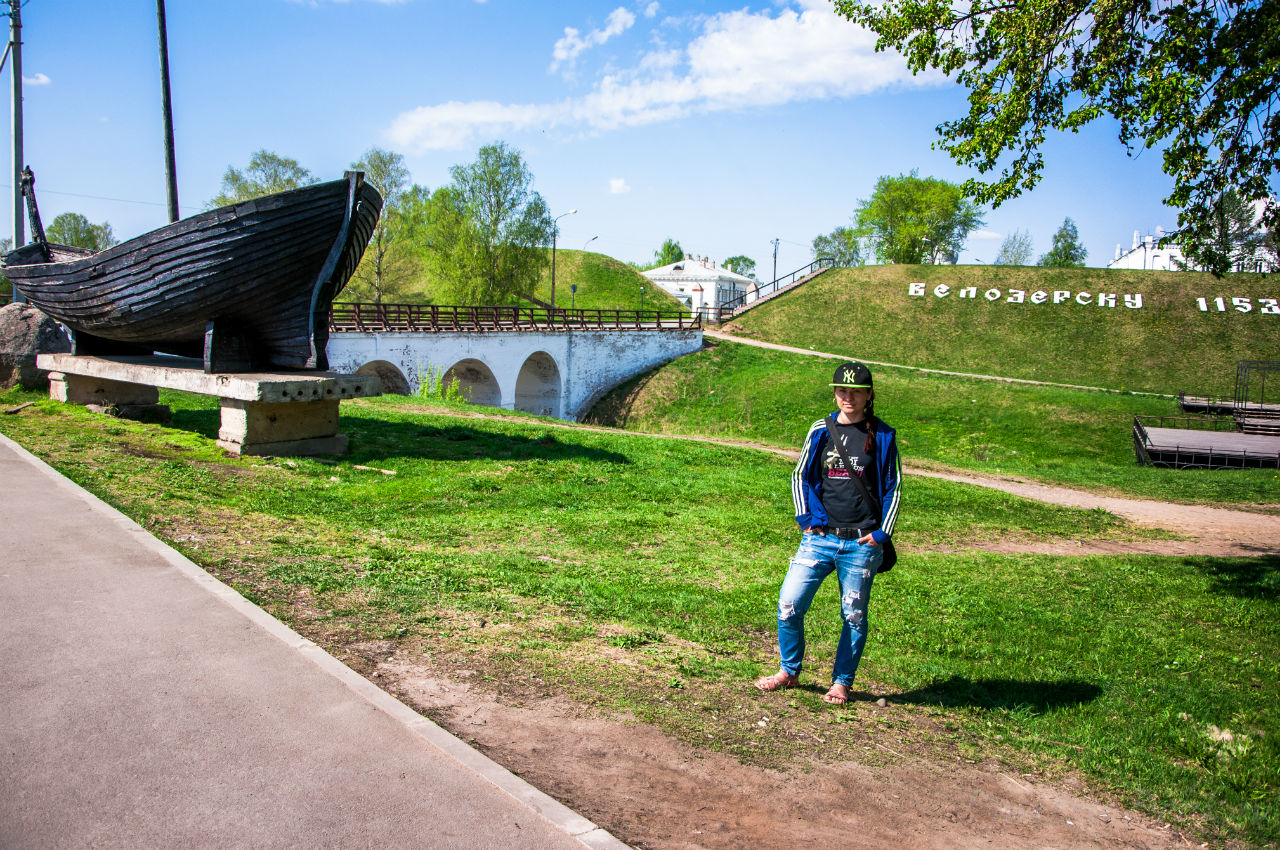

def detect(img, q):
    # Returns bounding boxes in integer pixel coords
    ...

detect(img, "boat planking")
[3,171,382,373]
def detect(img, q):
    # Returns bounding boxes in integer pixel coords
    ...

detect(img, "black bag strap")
[826,414,881,520]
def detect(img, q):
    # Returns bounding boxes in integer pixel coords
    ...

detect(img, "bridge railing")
[328,302,701,333]
[702,257,836,323]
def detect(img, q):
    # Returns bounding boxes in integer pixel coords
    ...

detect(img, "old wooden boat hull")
[3,172,382,371]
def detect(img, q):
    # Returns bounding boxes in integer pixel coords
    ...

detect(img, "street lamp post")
[551,209,577,310]
[583,235,598,251]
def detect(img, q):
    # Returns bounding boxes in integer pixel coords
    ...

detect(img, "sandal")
[754,670,799,692]
[823,683,851,704]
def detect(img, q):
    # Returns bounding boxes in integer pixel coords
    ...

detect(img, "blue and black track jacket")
[791,413,902,545]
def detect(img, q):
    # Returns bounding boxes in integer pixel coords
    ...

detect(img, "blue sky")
[9,0,1186,279]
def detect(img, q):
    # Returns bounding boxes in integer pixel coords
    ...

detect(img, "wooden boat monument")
[8,171,385,456]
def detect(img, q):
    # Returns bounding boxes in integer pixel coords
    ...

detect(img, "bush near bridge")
[727,265,1279,397]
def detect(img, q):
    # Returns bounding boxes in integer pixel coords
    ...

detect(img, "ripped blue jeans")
[776,532,882,687]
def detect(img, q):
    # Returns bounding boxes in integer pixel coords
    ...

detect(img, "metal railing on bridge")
[328,302,701,333]
[700,257,835,324]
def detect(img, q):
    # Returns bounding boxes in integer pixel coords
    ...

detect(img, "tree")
[1038,218,1088,268]
[832,0,1279,276]
[653,238,683,267]
[1176,188,1264,272]
[994,229,1033,266]
[853,171,983,264]
[723,255,757,278]
[348,147,415,305]
[46,213,117,251]
[811,226,863,267]
[420,142,553,304]
[209,150,317,207]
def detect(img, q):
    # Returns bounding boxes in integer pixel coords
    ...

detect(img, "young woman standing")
[754,361,902,704]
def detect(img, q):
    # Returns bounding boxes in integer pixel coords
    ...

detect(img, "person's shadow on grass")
[882,675,1103,713]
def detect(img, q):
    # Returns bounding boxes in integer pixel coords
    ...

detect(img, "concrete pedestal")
[37,354,381,457]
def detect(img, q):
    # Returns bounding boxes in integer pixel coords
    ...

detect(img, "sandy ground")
[376,658,1205,850]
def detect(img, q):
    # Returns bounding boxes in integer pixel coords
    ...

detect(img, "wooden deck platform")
[1179,394,1280,417]
[1133,416,1280,469]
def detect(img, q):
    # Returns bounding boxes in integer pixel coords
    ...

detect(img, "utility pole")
[156,0,179,223]
[771,237,780,285]
[7,0,23,302]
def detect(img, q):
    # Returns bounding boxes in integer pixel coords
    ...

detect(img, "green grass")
[1,386,1277,845]
[729,265,1280,396]
[532,249,685,312]
[586,338,1280,507]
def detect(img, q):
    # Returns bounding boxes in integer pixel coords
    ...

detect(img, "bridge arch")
[354,360,411,395]
[442,358,501,407]
[514,351,562,418]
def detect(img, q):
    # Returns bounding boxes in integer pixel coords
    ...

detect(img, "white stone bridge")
[324,303,702,421]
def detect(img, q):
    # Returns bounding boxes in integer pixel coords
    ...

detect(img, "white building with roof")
[1109,198,1277,272]
[641,255,757,318]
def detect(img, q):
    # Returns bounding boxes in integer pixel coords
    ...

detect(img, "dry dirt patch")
[377,654,1202,850]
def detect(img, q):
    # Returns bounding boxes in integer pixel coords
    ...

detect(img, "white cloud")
[389,0,936,153]
[643,2,659,17]
[609,178,631,194]
[971,229,1003,240]
[23,72,50,86]
[551,7,637,74]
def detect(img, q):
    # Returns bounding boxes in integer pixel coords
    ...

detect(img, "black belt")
[827,526,875,540]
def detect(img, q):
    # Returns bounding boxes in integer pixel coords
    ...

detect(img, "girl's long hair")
[863,391,877,454]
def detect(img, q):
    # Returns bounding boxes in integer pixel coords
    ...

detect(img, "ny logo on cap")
[843,368,857,383]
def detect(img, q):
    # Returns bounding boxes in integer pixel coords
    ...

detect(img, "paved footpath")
[0,434,626,850]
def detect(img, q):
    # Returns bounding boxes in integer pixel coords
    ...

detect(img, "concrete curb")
[0,432,629,850]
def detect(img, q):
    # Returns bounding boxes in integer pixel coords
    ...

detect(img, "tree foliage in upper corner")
[994,228,1034,266]
[811,226,863,267]
[723,255,757,278]
[46,213,117,251]
[653,238,684,268]
[208,150,318,208]
[853,171,984,264]
[1038,218,1088,268]
[420,142,553,304]
[832,0,1279,276]
[346,147,419,305]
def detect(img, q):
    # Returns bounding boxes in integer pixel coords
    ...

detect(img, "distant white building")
[1108,229,1190,271]
[1109,199,1277,272]
[642,255,757,317]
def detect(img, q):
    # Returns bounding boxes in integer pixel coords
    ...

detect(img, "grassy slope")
[1,386,1276,845]
[531,249,685,312]
[729,265,1279,396]
[586,338,1280,506]
[344,247,684,312]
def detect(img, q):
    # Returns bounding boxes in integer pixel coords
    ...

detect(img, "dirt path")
[910,466,1280,557]
[377,660,1203,850]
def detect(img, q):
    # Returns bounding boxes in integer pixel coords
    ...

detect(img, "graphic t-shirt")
[820,419,879,528]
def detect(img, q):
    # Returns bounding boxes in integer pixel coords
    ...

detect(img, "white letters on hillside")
[1196,296,1280,314]
[908,283,1145,308]
[908,284,1277,313]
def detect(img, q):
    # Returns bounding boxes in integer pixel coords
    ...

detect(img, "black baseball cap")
[830,361,873,389]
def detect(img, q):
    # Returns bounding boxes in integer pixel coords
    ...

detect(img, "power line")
[0,182,166,206]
